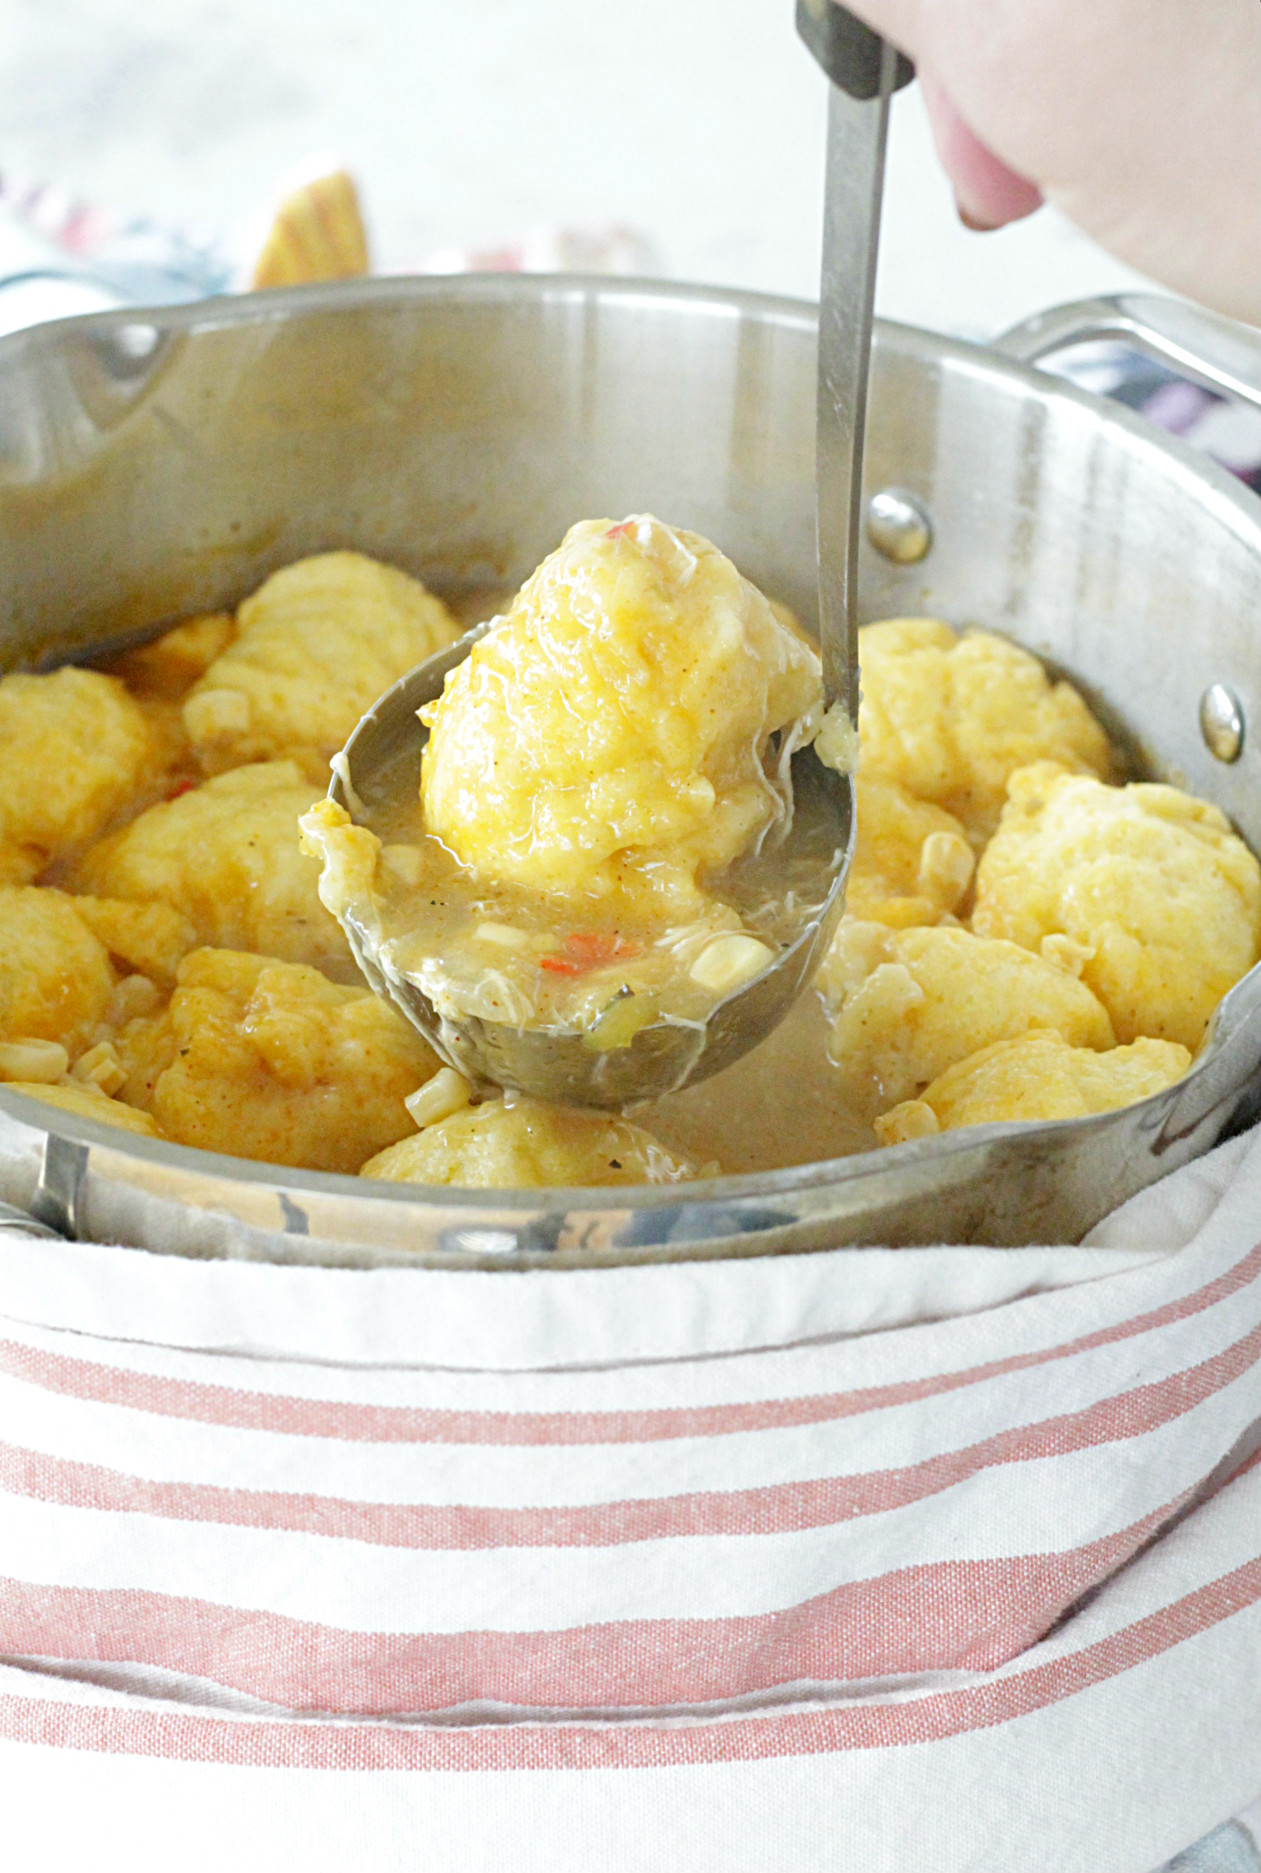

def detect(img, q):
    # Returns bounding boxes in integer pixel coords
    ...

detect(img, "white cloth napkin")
[0,1118,1258,1873]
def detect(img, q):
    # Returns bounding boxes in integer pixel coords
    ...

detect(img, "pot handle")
[0,1131,84,1239]
[0,1198,63,1240]
[994,293,1261,414]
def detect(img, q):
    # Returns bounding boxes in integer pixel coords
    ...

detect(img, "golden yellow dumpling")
[71,761,350,976]
[362,1094,706,1189]
[65,896,196,989]
[0,844,40,886]
[857,618,1112,841]
[875,1030,1192,1144]
[419,517,823,916]
[846,776,974,928]
[134,949,439,1172]
[0,666,154,872]
[0,887,116,1054]
[818,917,1115,1118]
[183,551,461,771]
[972,763,1261,1049]
[0,887,192,1083]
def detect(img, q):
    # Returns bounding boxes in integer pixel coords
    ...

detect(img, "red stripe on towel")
[0,1322,1253,1547]
[0,1549,1256,1768]
[0,1493,1195,1710]
[0,1241,1256,1447]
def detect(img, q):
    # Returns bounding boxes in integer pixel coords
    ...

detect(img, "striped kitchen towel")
[0,1121,1258,1872]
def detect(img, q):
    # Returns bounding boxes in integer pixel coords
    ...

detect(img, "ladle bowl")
[328,623,855,1107]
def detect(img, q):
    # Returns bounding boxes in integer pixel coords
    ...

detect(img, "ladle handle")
[795,0,915,98]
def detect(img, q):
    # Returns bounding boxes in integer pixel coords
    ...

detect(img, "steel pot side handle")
[995,293,1261,416]
[795,0,914,98]
[0,1199,63,1241]
[0,1133,84,1240]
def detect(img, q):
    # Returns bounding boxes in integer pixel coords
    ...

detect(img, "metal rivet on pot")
[114,322,160,360]
[450,1227,521,1257]
[94,321,164,383]
[866,488,932,564]
[1199,684,1244,763]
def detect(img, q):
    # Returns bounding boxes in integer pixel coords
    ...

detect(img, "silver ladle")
[325,9,910,1109]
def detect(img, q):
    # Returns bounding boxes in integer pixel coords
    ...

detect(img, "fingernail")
[957,204,1002,233]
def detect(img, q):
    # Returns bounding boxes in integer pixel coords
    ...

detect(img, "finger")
[919,72,1043,230]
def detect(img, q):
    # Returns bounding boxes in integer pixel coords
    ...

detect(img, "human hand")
[833,0,1261,323]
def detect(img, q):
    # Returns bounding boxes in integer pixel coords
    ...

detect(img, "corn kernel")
[0,1038,69,1084]
[106,973,162,1026]
[874,1099,940,1146]
[918,830,974,907]
[71,1040,127,1097]
[689,933,774,994]
[475,921,532,951]
[405,1067,474,1129]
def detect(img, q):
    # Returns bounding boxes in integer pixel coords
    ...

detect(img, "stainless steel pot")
[1,276,1260,1265]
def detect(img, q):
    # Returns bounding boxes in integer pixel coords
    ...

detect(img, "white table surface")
[0,0,1159,338]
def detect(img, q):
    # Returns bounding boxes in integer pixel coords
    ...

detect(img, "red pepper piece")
[539,931,642,977]
[165,778,197,800]
[539,954,585,976]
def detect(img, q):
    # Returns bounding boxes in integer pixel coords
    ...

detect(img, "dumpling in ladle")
[303,516,844,1063]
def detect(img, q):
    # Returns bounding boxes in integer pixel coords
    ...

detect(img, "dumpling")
[857,617,1112,842]
[182,552,461,772]
[64,895,196,989]
[0,886,117,1056]
[0,882,198,1080]
[972,763,1261,1048]
[70,761,351,976]
[875,1030,1192,1144]
[362,1093,707,1188]
[419,516,824,918]
[0,666,155,872]
[129,948,439,1172]
[846,775,974,928]
[0,844,41,887]
[818,917,1115,1118]
[101,615,238,799]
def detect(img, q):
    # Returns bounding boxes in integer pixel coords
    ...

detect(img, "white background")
[0,0,1158,336]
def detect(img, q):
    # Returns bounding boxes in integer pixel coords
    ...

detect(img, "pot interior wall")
[3,280,1259,848]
